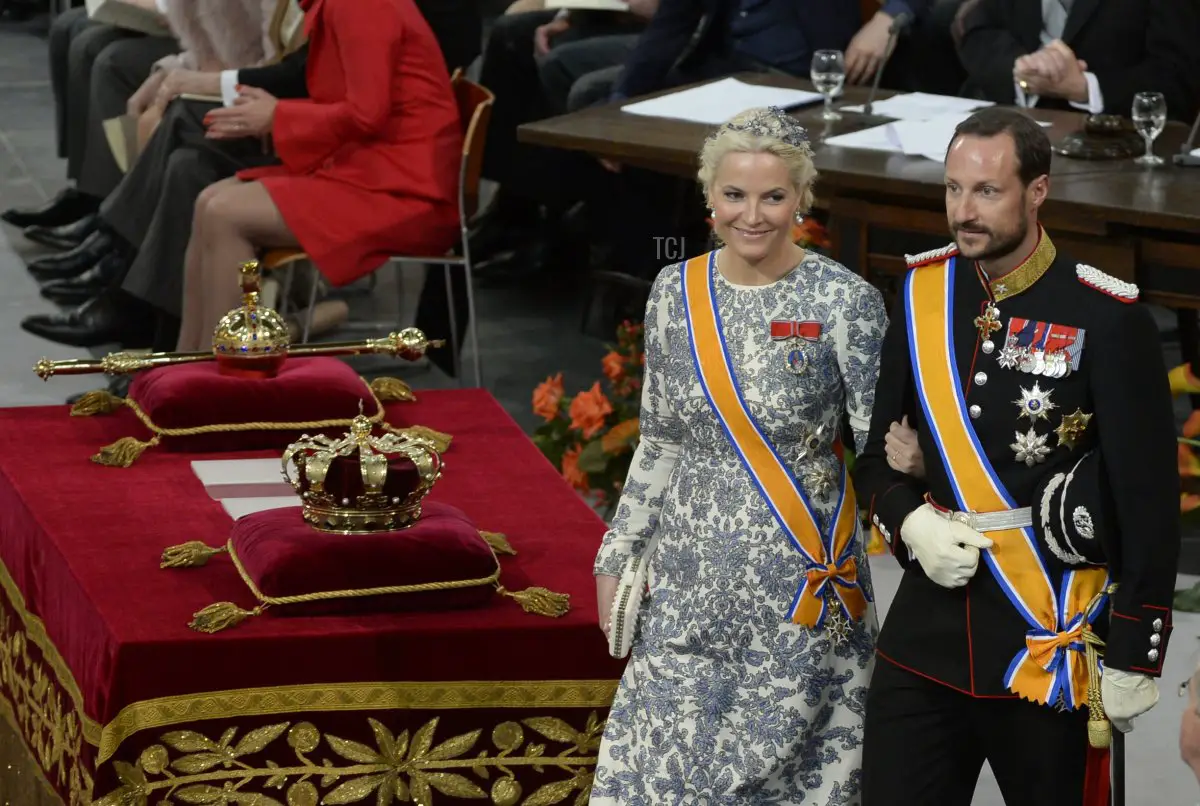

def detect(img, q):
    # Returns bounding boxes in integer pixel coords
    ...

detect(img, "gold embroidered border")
[990,228,1057,302]
[0,558,102,749]
[0,694,73,805]
[98,680,619,765]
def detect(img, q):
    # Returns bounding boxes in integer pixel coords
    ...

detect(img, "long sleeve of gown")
[836,280,888,454]
[594,267,686,577]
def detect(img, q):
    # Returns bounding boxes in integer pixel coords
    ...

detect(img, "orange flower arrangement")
[532,321,644,512]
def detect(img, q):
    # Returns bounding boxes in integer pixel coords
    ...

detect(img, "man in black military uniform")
[855,107,1180,804]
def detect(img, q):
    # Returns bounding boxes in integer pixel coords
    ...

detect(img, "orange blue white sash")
[906,256,1109,708]
[681,252,867,630]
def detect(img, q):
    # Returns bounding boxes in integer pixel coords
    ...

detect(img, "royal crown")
[282,411,443,534]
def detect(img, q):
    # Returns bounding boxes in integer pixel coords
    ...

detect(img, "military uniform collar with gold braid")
[982,227,1057,303]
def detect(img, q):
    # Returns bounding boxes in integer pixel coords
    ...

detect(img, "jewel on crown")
[282,406,444,534]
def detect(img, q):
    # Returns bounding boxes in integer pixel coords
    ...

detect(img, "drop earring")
[794,210,804,224]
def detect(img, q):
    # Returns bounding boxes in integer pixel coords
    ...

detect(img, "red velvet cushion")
[129,357,382,453]
[228,501,498,617]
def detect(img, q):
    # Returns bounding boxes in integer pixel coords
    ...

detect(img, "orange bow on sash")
[681,252,868,630]
[906,257,1108,708]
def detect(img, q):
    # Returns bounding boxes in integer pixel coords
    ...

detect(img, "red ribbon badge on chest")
[771,320,822,341]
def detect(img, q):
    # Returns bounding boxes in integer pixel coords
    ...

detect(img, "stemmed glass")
[1131,91,1167,166]
[811,50,846,122]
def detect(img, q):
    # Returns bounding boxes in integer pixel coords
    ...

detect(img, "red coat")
[239,0,462,286]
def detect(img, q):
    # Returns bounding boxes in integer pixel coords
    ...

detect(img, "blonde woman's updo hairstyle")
[697,106,818,214]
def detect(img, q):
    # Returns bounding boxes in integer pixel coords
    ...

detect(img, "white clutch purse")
[606,534,661,659]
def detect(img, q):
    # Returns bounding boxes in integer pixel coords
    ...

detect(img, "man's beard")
[952,211,1029,262]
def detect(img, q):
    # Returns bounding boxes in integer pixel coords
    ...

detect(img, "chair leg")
[278,264,295,317]
[301,265,320,342]
[462,262,483,388]
[442,263,463,385]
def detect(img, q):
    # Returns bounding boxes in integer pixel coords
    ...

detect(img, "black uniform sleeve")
[853,287,928,567]
[238,45,310,99]
[1089,299,1180,676]
[955,0,1028,105]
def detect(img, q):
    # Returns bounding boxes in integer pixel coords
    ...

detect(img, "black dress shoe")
[1,188,100,230]
[40,251,128,306]
[24,212,99,251]
[467,196,542,262]
[27,230,116,281]
[20,294,140,348]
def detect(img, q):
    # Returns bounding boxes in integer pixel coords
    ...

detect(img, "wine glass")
[1131,91,1167,166]
[811,50,846,122]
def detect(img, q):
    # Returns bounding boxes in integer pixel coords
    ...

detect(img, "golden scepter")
[33,260,444,381]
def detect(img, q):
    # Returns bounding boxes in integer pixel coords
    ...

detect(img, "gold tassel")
[497,585,570,618]
[481,531,516,556]
[160,541,228,569]
[369,376,417,403]
[1082,583,1117,749]
[91,435,160,468]
[70,389,126,417]
[188,602,264,633]
[385,424,453,454]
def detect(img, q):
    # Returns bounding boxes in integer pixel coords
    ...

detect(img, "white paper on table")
[192,458,295,500]
[221,496,301,520]
[1192,147,1200,157]
[822,123,903,153]
[840,92,994,119]
[620,77,824,125]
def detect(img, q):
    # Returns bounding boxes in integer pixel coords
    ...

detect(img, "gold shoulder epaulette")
[904,242,959,269]
[1076,263,1138,303]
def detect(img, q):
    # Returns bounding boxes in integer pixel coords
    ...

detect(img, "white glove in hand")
[1102,668,1160,733]
[900,503,994,589]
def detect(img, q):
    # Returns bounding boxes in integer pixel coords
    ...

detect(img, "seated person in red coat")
[174,0,462,352]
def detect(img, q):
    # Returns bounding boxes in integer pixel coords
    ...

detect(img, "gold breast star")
[974,303,1002,341]
[1055,409,1093,449]
[1015,382,1057,422]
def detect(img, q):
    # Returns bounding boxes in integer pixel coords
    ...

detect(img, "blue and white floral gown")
[592,252,888,805]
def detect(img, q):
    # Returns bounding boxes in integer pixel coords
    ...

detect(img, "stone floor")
[1,10,1196,804]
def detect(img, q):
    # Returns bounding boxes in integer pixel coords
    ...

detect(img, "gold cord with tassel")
[93,435,160,467]
[189,602,267,633]
[70,389,126,416]
[480,531,516,556]
[383,423,453,454]
[161,541,228,569]
[368,376,416,402]
[1082,583,1119,749]
[497,585,571,618]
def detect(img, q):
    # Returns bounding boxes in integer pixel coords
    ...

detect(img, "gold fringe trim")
[93,435,160,468]
[189,602,266,633]
[160,541,228,569]
[496,586,571,618]
[384,423,453,453]
[480,531,516,556]
[70,389,126,416]
[369,376,416,402]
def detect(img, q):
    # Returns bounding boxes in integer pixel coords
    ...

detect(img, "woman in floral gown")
[591,107,888,804]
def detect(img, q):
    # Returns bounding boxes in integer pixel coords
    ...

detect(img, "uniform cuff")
[869,483,924,563]
[1106,604,1172,676]
[220,70,239,107]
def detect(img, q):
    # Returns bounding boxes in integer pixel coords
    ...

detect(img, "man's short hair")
[949,108,1052,186]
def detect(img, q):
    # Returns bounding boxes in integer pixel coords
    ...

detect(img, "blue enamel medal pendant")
[787,348,808,375]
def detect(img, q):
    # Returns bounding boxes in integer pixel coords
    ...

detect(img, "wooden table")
[518,74,1200,309]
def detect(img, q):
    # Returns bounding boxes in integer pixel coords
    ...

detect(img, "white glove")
[900,503,994,589]
[1102,668,1160,733]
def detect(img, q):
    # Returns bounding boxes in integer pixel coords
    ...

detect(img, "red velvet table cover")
[0,390,626,805]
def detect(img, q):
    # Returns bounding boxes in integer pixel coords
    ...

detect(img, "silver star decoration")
[1011,428,1051,466]
[993,283,1008,298]
[824,604,851,647]
[1014,382,1056,422]
[803,467,837,497]
[795,424,828,462]
[997,341,1023,370]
